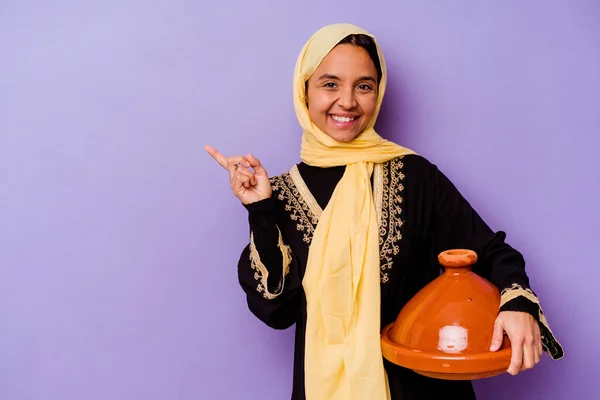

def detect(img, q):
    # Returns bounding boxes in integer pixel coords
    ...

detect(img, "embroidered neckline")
[289,165,323,219]
[270,158,405,283]
[270,173,317,244]
[374,163,384,227]
[288,163,385,226]
[378,157,405,283]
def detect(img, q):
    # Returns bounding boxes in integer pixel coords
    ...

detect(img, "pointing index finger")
[204,145,228,169]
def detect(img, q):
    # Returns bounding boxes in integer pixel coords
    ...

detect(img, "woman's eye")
[358,84,373,91]
[324,82,336,88]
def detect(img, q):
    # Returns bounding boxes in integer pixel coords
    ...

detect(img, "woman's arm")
[237,197,302,330]
[427,158,564,361]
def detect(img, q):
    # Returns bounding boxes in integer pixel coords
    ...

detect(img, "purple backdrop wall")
[1,1,598,399]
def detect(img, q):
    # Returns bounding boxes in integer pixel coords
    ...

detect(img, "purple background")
[1,1,598,399]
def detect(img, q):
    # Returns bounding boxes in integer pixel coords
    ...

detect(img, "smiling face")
[305,43,379,143]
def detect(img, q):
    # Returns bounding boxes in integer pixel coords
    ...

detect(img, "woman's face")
[306,44,379,143]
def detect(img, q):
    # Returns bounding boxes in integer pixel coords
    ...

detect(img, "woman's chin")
[323,129,361,143]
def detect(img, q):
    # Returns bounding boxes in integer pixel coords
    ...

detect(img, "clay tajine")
[381,249,512,380]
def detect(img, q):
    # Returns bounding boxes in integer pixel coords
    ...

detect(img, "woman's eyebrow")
[318,74,340,80]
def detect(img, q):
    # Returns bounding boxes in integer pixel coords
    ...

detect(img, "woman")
[205,23,563,400]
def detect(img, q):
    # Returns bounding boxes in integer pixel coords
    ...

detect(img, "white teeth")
[332,115,355,123]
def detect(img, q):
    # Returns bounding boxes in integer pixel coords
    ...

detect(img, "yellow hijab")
[294,24,416,399]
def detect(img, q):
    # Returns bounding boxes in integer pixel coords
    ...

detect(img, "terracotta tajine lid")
[381,249,512,380]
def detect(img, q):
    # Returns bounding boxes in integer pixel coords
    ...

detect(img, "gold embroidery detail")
[270,173,317,244]
[373,163,384,227]
[290,164,384,225]
[379,157,405,283]
[249,227,292,299]
[270,162,399,283]
[289,165,323,219]
[500,283,565,360]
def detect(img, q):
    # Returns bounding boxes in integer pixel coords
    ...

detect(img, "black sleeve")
[237,197,302,330]
[427,158,564,360]
[429,162,530,291]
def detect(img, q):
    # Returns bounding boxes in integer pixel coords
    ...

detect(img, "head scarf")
[295,23,415,399]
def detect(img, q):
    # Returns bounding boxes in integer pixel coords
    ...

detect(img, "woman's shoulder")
[384,154,451,194]
[268,171,290,191]
[387,154,438,176]
[267,164,301,196]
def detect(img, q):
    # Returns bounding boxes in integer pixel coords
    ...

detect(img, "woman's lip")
[329,114,359,129]
[330,113,359,118]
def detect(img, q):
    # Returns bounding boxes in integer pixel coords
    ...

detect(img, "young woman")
[206,23,563,400]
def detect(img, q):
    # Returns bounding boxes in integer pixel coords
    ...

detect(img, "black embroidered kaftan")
[237,154,563,400]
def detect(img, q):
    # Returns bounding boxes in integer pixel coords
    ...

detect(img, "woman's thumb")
[246,154,267,176]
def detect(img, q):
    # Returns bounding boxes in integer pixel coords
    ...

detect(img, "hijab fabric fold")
[294,24,416,399]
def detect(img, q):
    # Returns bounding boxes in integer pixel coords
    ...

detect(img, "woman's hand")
[490,311,543,375]
[205,145,272,205]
